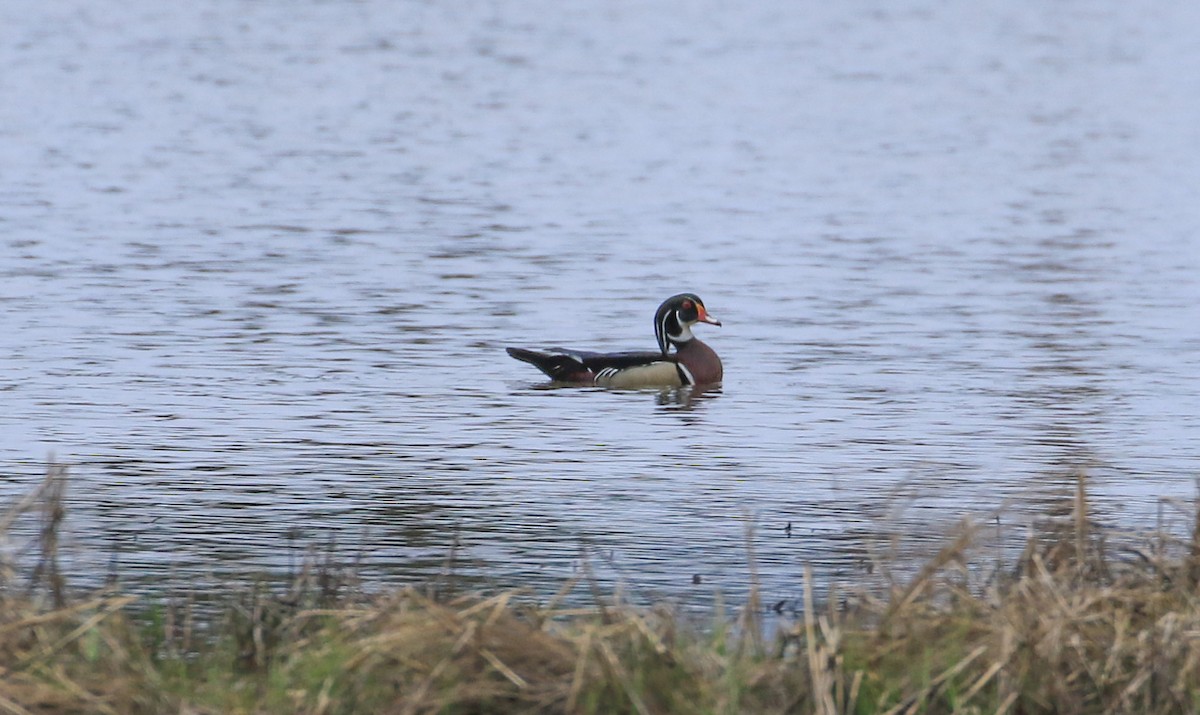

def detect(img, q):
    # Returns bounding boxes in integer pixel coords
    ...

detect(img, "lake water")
[2,0,1199,609]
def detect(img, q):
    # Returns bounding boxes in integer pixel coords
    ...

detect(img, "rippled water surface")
[3,0,1199,606]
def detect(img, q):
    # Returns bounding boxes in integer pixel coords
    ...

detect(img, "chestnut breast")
[676,339,722,385]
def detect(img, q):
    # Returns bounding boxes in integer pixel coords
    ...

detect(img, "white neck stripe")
[671,322,694,342]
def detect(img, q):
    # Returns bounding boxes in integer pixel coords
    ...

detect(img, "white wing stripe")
[676,363,694,386]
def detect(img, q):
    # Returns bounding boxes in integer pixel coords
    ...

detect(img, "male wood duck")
[507,293,723,388]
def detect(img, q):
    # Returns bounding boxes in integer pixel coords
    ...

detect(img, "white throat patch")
[658,308,695,354]
[669,320,694,345]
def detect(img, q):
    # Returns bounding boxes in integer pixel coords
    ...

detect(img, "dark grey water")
[3,0,1199,607]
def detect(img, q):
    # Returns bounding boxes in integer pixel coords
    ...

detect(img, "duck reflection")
[654,384,723,412]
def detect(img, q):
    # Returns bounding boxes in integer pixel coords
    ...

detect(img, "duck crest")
[654,292,701,355]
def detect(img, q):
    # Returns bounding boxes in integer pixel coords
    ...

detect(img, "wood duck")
[507,293,723,388]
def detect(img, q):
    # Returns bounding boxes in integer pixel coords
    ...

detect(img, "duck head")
[654,293,721,355]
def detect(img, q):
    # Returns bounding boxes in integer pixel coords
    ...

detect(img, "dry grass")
[4,465,1200,714]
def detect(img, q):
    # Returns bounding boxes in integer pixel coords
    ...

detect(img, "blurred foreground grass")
[3,465,1200,714]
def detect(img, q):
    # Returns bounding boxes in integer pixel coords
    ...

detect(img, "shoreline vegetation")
[3,467,1200,714]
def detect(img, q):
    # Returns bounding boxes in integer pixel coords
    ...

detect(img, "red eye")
[682,299,694,310]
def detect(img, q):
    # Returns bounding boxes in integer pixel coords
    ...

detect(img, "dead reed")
[3,464,1200,714]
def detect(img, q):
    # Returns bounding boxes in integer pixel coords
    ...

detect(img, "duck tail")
[506,347,590,381]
